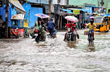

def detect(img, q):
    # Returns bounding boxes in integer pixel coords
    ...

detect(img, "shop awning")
[57,11,72,16]
[79,9,89,12]
[61,9,73,14]
[9,0,26,14]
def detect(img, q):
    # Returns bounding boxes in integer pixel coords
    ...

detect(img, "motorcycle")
[88,30,93,44]
[47,30,55,38]
[34,28,46,43]
[65,27,76,41]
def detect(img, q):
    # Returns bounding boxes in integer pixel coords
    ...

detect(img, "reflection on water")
[94,32,108,35]
[87,43,95,52]
[0,60,27,67]
[67,41,76,48]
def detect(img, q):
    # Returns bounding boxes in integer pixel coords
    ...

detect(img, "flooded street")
[0,29,110,72]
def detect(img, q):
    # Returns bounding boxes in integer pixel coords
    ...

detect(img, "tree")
[49,0,51,15]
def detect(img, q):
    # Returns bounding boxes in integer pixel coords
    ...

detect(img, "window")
[108,9,110,14]
[12,20,18,26]
[94,17,103,23]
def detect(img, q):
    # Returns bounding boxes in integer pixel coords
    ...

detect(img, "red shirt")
[65,23,76,31]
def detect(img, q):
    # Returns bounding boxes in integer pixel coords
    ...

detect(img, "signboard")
[73,10,80,15]
[45,5,49,13]
[86,7,89,10]
[94,8,99,11]
[94,17,102,23]
[89,7,92,14]
[54,4,60,13]
[85,7,92,14]
[24,22,29,27]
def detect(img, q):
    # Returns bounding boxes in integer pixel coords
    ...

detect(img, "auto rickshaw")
[10,14,29,38]
[10,19,24,38]
[94,16,109,32]
[108,16,110,28]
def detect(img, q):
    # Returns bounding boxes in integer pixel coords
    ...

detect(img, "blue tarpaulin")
[0,7,5,21]
[61,9,73,14]
[103,14,110,17]
[68,10,73,14]
[79,9,89,12]
[29,7,43,28]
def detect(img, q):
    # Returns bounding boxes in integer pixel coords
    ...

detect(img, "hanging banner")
[73,10,80,15]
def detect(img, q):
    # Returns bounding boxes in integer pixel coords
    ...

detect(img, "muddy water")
[0,29,110,72]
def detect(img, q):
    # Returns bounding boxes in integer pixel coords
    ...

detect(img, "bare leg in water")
[63,33,67,41]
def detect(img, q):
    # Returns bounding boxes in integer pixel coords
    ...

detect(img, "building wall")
[106,3,110,14]
[0,7,5,21]
[69,0,97,6]
[53,0,68,5]
[69,0,110,8]
[102,0,110,7]
[23,3,43,28]
[29,7,43,28]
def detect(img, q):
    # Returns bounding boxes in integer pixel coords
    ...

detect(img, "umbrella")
[35,14,50,18]
[65,16,78,23]
[11,14,24,20]
[90,16,94,19]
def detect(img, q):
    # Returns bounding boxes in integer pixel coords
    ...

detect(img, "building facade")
[53,0,68,5]
[106,3,110,14]
[69,0,110,8]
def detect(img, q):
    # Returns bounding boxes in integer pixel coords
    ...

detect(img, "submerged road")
[0,29,110,72]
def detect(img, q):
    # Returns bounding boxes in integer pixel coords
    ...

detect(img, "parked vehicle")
[94,16,109,32]
[10,14,29,38]
[107,16,110,28]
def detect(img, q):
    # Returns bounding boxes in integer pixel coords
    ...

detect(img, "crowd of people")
[30,17,96,42]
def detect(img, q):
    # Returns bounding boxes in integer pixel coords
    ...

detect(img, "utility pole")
[49,0,51,17]
[100,0,104,13]
[5,0,9,38]
[100,0,104,7]
[98,1,100,7]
